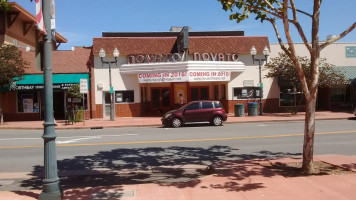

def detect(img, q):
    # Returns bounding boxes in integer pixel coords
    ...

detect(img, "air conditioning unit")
[97,82,104,90]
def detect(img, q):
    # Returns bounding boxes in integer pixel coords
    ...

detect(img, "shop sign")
[80,79,88,94]
[193,53,238,61]
[128,53,182,64]
[188,71,231,82]
[128,52,239,64]
[346,46,356,58]
[9,83,77,91]
[138,72,188,83]
[138,71,231,83]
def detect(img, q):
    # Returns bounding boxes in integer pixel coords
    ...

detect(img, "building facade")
[92,30,279,118]
[1,3,93,121]
[270,42,356,112]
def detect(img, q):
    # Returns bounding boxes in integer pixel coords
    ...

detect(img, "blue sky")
[11,0,356,50]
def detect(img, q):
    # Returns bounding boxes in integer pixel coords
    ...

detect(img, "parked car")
[161,100,228,128]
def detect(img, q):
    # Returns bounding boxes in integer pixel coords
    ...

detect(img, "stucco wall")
[270,43,356,66]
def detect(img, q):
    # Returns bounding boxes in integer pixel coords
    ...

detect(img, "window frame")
[115,90,134,103]
[233,87,260,100]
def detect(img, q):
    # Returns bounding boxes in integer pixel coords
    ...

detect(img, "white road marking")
[0,134,139,143]
[56,136,101,144]
[0,180,15,185]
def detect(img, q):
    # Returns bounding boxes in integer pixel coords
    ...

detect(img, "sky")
[10,0,356,51]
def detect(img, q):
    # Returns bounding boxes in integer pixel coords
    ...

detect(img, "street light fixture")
[99,47,119,121]
[250,46,269,116]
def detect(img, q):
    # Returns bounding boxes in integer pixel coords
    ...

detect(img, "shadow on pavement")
[17,147,302,199]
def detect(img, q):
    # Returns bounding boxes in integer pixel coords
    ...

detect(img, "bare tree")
[218,0,356,172]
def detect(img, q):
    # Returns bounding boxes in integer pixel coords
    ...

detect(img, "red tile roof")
[21,47,91,74]
[93,35,269,56]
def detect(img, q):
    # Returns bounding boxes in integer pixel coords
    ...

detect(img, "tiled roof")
[189,36,269,54]
[21,47,91,74]
[93,36,269,56]
[93,37,178,55]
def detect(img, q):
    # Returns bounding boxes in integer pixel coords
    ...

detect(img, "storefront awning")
[8,73,89,91]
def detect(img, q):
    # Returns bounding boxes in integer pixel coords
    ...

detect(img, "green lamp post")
[38,0,61,199]
[250,46,269,116]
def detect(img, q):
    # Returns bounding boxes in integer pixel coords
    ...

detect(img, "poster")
[23,98,33,113]
[174,84,187,105]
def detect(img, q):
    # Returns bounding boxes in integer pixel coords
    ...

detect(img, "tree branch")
[262,0,280,14]
[282,0,310,100]
[269,18,291,57]
[320,21,356,50]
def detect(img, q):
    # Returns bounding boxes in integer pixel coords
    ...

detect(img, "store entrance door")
[152,88,170,115]
[104,92,113,118]
[53,91,65,119]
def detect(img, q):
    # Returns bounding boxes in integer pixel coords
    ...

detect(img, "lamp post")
[250,46,269,116]
[38,0,61,199]
[99,48,119,121]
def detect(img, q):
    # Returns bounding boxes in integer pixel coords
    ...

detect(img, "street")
[1,119,355,174]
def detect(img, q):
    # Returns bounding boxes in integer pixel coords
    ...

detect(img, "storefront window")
[330,88,346,103]
[17,91,38,113]
[115,90,134,103]
[279,84,305,107]
[233,87,260,99]
[190,87,208,101]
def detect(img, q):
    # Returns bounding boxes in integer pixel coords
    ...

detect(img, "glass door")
[104,92,112,117]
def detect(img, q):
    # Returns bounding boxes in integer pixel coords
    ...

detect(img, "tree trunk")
[0,93,3,125]
[302,96,316,173]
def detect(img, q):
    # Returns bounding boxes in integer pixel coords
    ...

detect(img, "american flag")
[36,0,46,34]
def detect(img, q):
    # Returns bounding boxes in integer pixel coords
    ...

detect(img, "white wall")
[94,55,140,104]
[227,54,279,100]
[270,43,356,66]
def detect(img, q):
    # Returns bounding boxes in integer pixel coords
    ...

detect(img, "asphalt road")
[0,119,355,174]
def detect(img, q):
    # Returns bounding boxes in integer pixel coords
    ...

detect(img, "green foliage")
[75,108,84,122]
[67,107,83,123]
[0,0,11,11]
[265,53,350,89]
[0,44,27,87]
[218,0,283,23]
[67,84,82,98]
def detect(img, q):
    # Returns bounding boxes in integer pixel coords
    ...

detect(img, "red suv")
[161,100,228,128]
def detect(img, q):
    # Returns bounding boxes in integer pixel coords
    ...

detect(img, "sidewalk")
[1,155,356,200]
[0,111,355,200]
[0,111,354,130]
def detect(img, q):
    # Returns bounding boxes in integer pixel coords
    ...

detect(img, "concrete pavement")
[0,111,355,199]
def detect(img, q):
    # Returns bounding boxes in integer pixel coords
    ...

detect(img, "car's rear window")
[202,102,213,109]
[214,102,222,108]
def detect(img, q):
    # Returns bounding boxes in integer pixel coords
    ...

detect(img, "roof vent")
[170,26,191,32]
[71,47,75,51]
[326,35,337,41]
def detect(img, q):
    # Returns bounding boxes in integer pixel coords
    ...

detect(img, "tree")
[0,44,27,124]
[218,0,356,172]
[265,52,349,113]
[67,84,82,122]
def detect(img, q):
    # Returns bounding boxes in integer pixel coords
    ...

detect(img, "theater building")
[92,29,277,118]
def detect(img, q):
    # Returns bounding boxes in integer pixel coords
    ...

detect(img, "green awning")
[3,73,90,92]
[15,74,89,85]
[335,66,356,80]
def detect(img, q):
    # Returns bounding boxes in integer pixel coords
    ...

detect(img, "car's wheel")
[212,116,223,126]
[172,118,182,128]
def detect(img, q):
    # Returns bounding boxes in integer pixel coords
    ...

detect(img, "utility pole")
[38,0,61,199]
